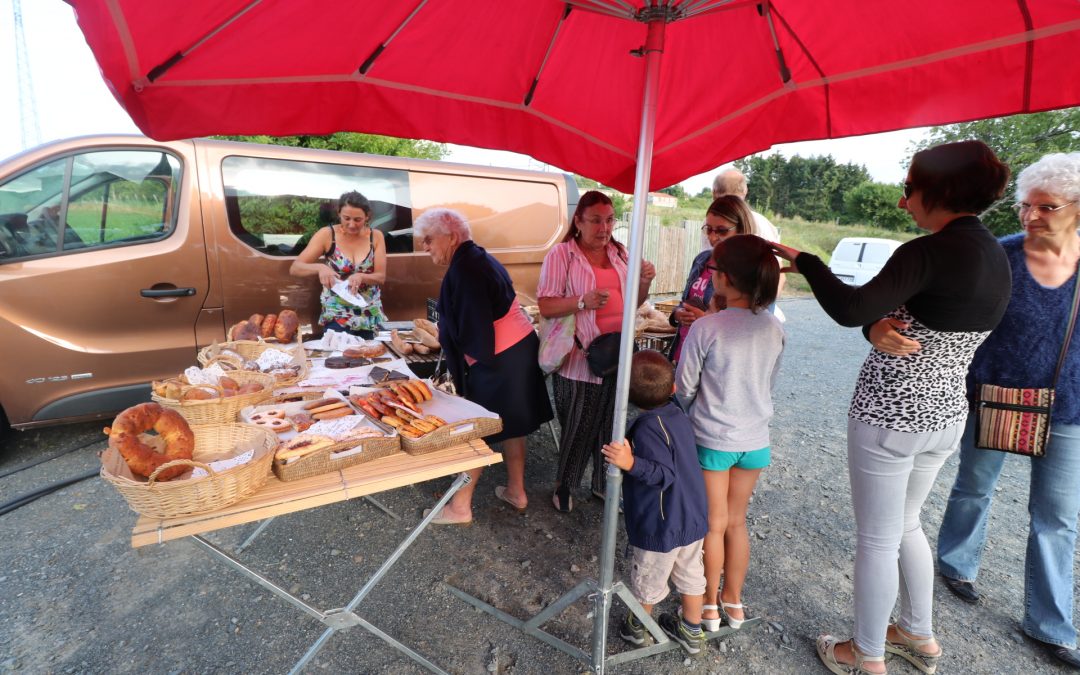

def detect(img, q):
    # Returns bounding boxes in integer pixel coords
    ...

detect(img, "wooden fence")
[613,218,705,296]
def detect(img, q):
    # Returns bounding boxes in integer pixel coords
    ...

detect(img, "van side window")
[221,156,413,256]
[0,150,181,262]
[861,243,893,265]
[831,240,864,263]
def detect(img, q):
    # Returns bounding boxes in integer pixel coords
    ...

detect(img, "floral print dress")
[318,226,387,334]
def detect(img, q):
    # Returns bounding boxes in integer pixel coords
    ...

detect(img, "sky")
[1,0,927,194]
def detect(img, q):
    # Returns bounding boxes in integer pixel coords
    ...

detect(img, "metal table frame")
[131,441,499,674]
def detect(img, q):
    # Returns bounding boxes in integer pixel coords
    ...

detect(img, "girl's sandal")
[817,635,887,675]
[721,601,745,630]
[700,604,722,632]
[884,624,941,674]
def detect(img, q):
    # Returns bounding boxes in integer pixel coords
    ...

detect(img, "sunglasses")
[903,182,915,200]
[702,224,738,236]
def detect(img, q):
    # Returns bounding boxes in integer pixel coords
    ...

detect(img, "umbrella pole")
[589,17,665,675]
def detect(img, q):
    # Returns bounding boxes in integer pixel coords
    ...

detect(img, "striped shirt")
[537,239,629,384]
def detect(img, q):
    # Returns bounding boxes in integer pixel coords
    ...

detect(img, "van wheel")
[0,407,10,443]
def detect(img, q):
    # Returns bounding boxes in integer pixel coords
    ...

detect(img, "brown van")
[0,135,575,430]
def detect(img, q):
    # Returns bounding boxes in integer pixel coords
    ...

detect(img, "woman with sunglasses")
[771,140,1012,675]
[872,151,1080,670]
[668,196,756,363]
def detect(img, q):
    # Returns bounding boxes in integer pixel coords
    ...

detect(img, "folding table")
[131,439,500,675]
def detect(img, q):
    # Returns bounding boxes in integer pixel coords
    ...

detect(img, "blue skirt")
[462,331,553,443]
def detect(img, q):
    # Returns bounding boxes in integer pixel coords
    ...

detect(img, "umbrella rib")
[656,17,1080,157]
[357,0,430,75]
[145,0,264,83]
[565,0,635,20]
[103,0,142,83]
[524,5,573,106]
[678,0,745,19]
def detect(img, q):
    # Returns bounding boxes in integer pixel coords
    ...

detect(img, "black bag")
[582,332,624,378]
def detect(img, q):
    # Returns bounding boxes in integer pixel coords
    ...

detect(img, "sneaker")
[619,612,654,647]
[658,612,706,657]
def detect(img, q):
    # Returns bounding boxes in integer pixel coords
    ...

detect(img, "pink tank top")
[593,265,624,334]
[465,298,534,365]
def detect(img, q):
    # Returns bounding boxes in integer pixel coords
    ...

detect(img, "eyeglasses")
[702,224,738,236]
[706,263,720,272]
[903,182,915,200]
[1012,201,1077,216]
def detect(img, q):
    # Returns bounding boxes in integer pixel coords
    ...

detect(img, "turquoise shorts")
[697,445,771,471]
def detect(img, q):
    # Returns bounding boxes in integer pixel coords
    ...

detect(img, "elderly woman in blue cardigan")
[871,151,1080,670]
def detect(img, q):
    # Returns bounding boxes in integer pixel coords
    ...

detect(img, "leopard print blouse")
[849,306,991,433]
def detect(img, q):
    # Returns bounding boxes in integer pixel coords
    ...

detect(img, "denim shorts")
[697,445,771,471]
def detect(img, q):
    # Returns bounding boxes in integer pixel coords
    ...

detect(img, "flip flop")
[494,486,527,512]
[422,507,472,526]
[551,485,573,513]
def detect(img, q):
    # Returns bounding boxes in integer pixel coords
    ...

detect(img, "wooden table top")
[131,440,499,548]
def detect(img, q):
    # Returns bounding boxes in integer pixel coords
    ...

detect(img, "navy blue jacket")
[623,401,708,553]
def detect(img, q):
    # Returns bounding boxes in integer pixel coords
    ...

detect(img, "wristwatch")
[577,296,586,311]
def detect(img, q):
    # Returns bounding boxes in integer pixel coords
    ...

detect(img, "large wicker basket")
[101,423,277,519]
[197,339,309,387]
[152,371,275,424]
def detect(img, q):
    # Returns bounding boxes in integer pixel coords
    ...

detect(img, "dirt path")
[0,298,1074,674]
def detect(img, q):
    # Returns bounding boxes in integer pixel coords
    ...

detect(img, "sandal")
[816,635,886,675]
[700,604,722,632]
[885,624,941,674]
[494,485,527,512]
[551,485,573,513]
[721,602,745,630]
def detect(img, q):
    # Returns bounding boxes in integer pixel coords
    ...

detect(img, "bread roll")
[275,309,300,342]
[260,313,278,339]
[228,320,261,341]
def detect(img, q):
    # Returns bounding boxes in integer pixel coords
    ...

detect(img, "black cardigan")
[435,240,517,392]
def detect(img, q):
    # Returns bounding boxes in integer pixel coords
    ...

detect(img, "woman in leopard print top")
[772,141,1011,674]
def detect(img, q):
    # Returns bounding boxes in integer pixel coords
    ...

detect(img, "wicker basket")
[273,433,401,481]
[400,415,502,455]
[197,339,309,387]
[654,299,681,317]
[101,423,277,519]
[153,371,276,424]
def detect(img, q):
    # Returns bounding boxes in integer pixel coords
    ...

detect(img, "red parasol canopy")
[70,0,1080,192]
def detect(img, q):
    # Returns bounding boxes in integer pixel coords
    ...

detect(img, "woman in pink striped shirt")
[538,191,656,512]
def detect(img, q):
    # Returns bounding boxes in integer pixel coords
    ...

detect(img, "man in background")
[712,169,780,244]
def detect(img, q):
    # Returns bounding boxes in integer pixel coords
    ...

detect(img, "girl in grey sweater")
[675,234,785,634]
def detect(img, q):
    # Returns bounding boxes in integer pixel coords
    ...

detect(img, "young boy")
[602,350,709,656]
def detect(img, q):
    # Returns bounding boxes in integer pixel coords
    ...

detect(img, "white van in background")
[829,237,902,286]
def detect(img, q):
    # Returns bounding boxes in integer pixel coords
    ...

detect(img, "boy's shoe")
[658,612,706,657]
[619,612,654,646]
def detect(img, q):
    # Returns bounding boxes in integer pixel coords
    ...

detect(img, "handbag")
[578,332,625,378]
[975,266,1080,457]
[537,261,576,375]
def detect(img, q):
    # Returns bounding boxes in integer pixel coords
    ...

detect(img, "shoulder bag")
[537,250,576,375]
[975,266,1080,457]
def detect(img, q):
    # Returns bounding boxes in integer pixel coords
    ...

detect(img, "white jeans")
[847,417,964,657]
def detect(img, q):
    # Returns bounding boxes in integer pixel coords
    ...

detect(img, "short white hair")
[1016,152,1080,203]
[413,208,472,241]
[712,169,748,198]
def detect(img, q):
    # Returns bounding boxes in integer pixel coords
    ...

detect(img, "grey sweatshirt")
[674,308,785,452]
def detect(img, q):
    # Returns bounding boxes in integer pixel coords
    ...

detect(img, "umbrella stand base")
[443,580,758,669]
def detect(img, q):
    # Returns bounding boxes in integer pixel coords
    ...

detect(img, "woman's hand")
[869,318,921,356]
[601,438,634,471]
[770,242,802,274]
[581,289,610,310]
[348,273,366,294]
[317,265,337,289]
[672,304,705,326]
[640,260,656,285]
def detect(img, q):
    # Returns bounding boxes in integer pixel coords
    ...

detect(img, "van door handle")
[141,287,196,297]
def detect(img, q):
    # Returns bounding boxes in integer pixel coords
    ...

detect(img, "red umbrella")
[68,1,1080,672]
[70,0,1080,193]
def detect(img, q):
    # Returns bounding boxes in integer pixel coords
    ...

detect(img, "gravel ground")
[1,298,1076,674]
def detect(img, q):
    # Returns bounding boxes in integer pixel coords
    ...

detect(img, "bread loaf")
[275,309,300,342]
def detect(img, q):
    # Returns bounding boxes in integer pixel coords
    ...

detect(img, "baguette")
[411,418,436,433]
[313,407,353,420]
[397,426,422,439]
[413,318,439,339]
[403,380,429,403]
[425,414,446,428]
[303,397,339,411]
[390,329,414,355]
[276,435,334,461]
[380,415,404,428]
[307,400,349,415]
[412,380,433,402]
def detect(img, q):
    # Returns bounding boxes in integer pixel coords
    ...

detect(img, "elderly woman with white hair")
[413,208,553,524]
[872,151,1080,669]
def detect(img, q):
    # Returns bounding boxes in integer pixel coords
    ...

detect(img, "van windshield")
[831,240,864,263]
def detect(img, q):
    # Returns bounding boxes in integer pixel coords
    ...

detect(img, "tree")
[659,184,687,199]
[736,153,869,221]
[842,182,913,231]
[213,132,448,160]
[912,109,1080,235]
